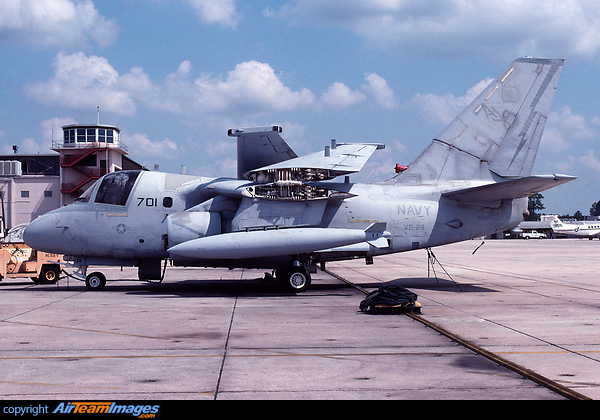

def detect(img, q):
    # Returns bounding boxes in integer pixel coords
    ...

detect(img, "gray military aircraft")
[24,57,575,292]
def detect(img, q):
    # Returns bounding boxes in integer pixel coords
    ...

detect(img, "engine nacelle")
[166,212,221,248]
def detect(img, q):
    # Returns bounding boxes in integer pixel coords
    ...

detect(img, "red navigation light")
[395,164,408,173]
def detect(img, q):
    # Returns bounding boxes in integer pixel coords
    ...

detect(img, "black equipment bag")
[359,284,419,314]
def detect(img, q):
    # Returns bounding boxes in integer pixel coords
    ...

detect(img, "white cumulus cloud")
[362,72,397,109]
[269,0,600,61]
[25,52,398,129]
[25,52,138,116]
[186,0,240,28]
[122,132,179,160]
[579,149,600,173]
[0,0,119,48]
[25,53,319,120]
[410,77,492,125]
[320,82,366,109]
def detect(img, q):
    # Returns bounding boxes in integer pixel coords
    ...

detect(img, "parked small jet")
[550,215,600,239]
[24,58,576,292]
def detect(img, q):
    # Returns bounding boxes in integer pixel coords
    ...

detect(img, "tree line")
[526,193,600,221]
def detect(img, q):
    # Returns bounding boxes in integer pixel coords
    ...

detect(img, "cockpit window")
[73,183,95,203]
[94,170,141,206]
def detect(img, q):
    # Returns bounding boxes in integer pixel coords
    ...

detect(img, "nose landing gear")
[85,272,106,291]
[63,265,107,291]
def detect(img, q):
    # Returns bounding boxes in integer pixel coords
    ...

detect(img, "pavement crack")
[1,291,86,323]
[213,294,238,400]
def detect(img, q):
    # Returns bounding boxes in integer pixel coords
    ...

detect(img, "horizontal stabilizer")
[442,174,577,207]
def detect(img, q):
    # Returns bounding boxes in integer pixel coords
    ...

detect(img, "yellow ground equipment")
[0,243,62,284]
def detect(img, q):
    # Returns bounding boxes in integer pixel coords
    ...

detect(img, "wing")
[442,174,577,208]
[246,141,385,181]
[228,126,297,179]
[238,141,383,201]
[206,137,383,202]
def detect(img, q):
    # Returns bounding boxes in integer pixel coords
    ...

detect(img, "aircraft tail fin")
[397,58,564,183]
[549,215,563,229]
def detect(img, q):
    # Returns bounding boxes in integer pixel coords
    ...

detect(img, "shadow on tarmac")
[367,277,498,294]
[3,276,358,298]
[1,273,497,296]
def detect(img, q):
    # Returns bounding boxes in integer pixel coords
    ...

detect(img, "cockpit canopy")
[72,170,142,206]
[94,170,141,206]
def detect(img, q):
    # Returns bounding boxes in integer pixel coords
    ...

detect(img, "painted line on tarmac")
[325,268,592,401]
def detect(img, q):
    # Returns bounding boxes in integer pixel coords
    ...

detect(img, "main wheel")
[85,272,106,291]
[38,265,60,284]
[284,268,311,293]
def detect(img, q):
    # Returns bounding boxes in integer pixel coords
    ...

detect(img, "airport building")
[0,155,60,231]
[53,124,143,206]
[0,124,144,234]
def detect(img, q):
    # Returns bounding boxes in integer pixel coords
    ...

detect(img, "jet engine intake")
[166,212,221,248]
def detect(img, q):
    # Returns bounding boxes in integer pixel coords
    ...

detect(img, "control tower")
[52,124,144,205]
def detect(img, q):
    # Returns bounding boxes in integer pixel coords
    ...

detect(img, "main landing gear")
[276,264,312,293]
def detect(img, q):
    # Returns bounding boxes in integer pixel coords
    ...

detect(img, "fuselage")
[23,169,526,271]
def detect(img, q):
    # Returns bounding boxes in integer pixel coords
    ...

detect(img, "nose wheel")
[85,272,106,291]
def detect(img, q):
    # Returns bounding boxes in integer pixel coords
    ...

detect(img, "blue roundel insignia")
[114,223,127,234]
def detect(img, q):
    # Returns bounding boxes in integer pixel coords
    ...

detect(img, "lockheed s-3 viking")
[23,58,575,292]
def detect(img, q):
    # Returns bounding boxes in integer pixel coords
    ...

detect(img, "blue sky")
[2,0,600,215]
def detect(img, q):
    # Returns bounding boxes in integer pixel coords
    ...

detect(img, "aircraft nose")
[24,212,74,254]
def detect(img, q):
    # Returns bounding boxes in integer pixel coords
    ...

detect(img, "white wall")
[0,176,60,229]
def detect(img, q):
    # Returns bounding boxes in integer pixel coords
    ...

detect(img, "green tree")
[526,193,545,221]
[574,210,584,220]
[591,201,600,217]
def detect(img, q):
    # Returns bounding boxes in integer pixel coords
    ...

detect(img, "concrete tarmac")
[0,238,598,400]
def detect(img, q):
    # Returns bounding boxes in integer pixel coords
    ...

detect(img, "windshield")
[73,182,95,203]
[94,170,141,206]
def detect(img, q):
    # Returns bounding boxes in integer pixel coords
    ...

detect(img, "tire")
[284,268,311,293]
[85,272,106,291]
[38,265,60,284]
